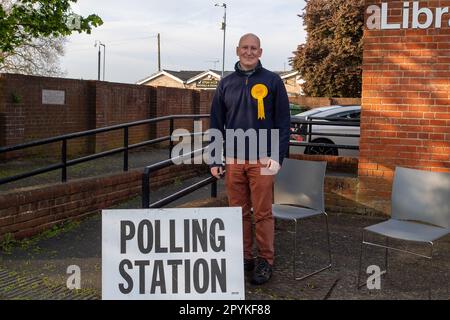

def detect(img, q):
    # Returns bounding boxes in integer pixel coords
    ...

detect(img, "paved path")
[1,181,448,300]
[1,147,448,300]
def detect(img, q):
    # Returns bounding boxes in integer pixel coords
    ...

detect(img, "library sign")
[102,207,244,300]
[367,1,450,30]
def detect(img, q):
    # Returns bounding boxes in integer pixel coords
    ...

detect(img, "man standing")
[209,33,291,285]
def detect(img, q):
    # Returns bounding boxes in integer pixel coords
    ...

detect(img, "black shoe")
[244,258,255,272]
[251,258,273,285]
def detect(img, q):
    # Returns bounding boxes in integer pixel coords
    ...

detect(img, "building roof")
[136,69,299,85]
[163,70,204,82]
[276,70,300,79]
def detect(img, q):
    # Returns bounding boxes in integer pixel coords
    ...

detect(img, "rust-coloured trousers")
[225,161,275,265]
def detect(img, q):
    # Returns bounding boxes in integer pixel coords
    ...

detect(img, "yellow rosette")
[251,84,268,120]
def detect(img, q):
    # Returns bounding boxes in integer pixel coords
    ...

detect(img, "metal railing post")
[169,118,174,158]
[307,123,312,143]
[211,179,217,198]
[142,169,150,208]
[61,139,67,182]
[124,127,129,171]
[193,116,200,153]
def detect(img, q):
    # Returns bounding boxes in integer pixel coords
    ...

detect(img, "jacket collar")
[234,60,263,76]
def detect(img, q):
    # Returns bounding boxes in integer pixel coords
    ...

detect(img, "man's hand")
[262,159,281,175]
[210,166,224,179]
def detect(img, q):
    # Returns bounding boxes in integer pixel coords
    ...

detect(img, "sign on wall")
[196,77,219,89]
[102,207,244,300]
[42,89,65,105]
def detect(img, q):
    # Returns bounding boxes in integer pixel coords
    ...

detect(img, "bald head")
[238,33,261,48]
[236,33,263,70]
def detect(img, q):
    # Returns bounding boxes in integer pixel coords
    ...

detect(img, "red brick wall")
[288,96,361,108]
[94,82,154,152]
[0,74,96,157]
[199,90,215,130]
[290,154,358,174]
[0,75,215,158]
[0,165,207,239]
[154,87,198,147]
[359,0,450,214]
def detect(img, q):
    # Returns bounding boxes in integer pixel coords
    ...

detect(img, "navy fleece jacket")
[209,61,291,167]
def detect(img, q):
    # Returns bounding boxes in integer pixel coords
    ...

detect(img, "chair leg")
[357,230,365,289]
[324,213,332,267]
[292,219,297,280]
[428,243,434,300]
[385,237,389,275]
[293,213,332,281]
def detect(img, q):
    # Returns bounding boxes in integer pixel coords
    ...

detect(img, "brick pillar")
[359,0,450,214]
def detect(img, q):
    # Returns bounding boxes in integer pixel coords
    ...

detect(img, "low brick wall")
[177,174,387,217]
[289,96,361,108]
[325,175,387,216]
[0,164,207,240]
[288,154,387,216]
[289,154,358,174]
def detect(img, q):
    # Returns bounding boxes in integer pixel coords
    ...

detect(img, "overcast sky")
[61,0,307,84]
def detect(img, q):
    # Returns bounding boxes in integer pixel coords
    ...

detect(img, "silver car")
[290,105,360,157]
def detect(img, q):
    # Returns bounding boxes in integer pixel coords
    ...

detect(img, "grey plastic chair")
[357,166,450,298]
[273,158,332,280]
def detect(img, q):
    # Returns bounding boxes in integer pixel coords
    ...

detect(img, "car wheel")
[305,139,338,156]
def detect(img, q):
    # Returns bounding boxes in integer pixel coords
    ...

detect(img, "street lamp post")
[215,3,227,78]
[100,43,106,81]
[95,40,106,81]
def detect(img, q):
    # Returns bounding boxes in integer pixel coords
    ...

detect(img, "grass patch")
[0,220,81,255]
[0,233,17,254]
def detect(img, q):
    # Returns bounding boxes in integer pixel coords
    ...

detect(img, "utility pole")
[157,33,161,71]
[215,3,227,78]
[101,43,106,81]
[95,40,101,80]
[95,40,105,81]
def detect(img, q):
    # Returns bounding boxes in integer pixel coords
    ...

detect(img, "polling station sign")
[102,207,244,300]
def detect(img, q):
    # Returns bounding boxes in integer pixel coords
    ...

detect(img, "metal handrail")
[0,114,209,186]
[290,117,360,151]
[148,176,217,208]
[1,113,361,187]
[289,141,359,150]
[0,114,209,153]
[290,118,360,127]
[141,147,217,208]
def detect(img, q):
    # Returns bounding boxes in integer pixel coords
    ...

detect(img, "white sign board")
[42,89,65,105]
[102,207,244,300]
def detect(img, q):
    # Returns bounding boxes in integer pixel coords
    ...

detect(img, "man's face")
[236,36,262,70]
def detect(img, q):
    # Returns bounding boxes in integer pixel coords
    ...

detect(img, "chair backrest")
[392,166,450,228]
[274,158,327,212]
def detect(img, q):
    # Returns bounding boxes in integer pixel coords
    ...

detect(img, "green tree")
[0,0,102,63]
[292,0,364,97]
